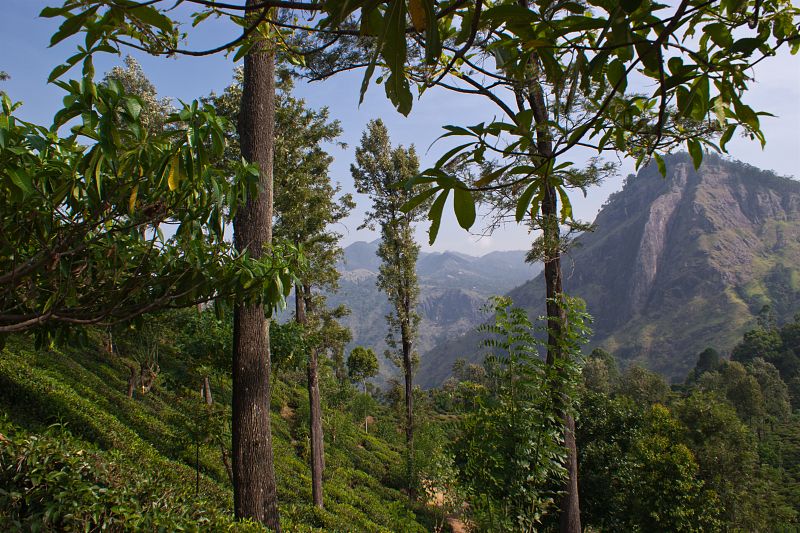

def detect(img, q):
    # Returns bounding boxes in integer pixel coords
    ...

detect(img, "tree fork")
[232,1,281,528]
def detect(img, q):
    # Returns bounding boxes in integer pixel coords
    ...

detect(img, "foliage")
[579,394,721,532]
[0,75,296,339]
[0,320,436,532]
[452,296,587,531]
[270,320,309,373]
[617,364,672,405]
[0,418,246,532]
[347,346,379,389]
[104,56,174,133]
[397,0,800,241]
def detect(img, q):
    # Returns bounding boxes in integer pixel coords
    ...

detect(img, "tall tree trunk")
[307,345,324,508]
[232,3,280,528]
[542,185,581,532]
[297,283,324,508]
[529,75,581,532]
[203,376,213,405]
[402,324,415,498]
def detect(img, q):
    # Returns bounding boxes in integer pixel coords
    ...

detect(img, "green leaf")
[606,59,626,93]
[719,124,736,152]
[654,153,666,177]
[420,0,441,65]
[620,0,643,13]
[48,63,73,84]
[733,100,759,131]
[687,139,703,170]
[427,189,449,244]
[453,186,476,230]
[400,185,439,213]
[556,186,572,222]
[123,98,142,121]
[702,22,733,48]
[9,168,35,197]
[133,6,175,34]
[730,37,762,56]
[381,0,412,115]
[515,180,539,222]
[435,142,473,168]
[49,8,97,47]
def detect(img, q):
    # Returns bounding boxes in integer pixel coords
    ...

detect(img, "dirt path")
[447,516,468,533]
[432,488,469,533]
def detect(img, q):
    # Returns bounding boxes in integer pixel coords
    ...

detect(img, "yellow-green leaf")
[129,185,138,214]
[168,153,180,191]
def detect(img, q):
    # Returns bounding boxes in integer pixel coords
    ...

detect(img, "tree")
[347,346,379,392]
[104,56,174,133]
[348,346,379,433]
[390,2,798,528]
[207,69,352,510]
[579,394,721,531]
[673,391,774,528]
[618,364,671,405]
[229,3,282,524]
[453,296,589,531]
[748,358,791,422]
[350,119,427,494]
[686,347,722,383]
[0,76,291,338]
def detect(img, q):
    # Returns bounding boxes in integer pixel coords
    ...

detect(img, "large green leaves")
[0,78,299,336]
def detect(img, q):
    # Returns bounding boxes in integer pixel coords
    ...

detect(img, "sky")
[2,1,799,255]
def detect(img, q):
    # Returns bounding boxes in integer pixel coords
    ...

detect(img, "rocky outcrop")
[419,154,800,386]
[630,163,688,312]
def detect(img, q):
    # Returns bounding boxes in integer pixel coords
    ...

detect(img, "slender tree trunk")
[232,3,280,527]
[402,325,415,498]
[529,76,581,532]
[307,346,324,508]
[203,376,213,405]
[127,365,136,399]
[296,283,324,508]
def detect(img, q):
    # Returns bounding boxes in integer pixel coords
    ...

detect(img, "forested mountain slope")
[328,241,541,378]
[420,154,800,385]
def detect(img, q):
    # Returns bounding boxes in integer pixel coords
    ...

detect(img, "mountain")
[418,154,800,386]
[327,241,542,379]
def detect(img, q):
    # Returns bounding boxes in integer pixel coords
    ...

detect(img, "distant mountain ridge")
[418,153,800,386]
[327,240,541,379]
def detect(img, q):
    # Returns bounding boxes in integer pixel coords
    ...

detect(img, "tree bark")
[203,376,213,405]
[297,283,324,508]
[402,327,415,499]
[307,345,324,508]
[232,3,281,528]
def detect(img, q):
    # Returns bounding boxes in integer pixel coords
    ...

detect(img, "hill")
[0,314,437,531]
[419,154,800,386]
[328,241,541,379]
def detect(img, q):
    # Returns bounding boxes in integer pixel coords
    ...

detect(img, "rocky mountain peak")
[419,154,800,386]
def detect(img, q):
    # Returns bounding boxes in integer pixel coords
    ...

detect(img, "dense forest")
[2,0,799,531]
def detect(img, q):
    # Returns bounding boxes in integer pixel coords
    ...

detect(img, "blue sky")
[2,0,799,255]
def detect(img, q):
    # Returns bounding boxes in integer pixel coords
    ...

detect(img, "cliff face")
[419,154,800,386]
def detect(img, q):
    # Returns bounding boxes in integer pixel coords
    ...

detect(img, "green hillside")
[0,312,437,532]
